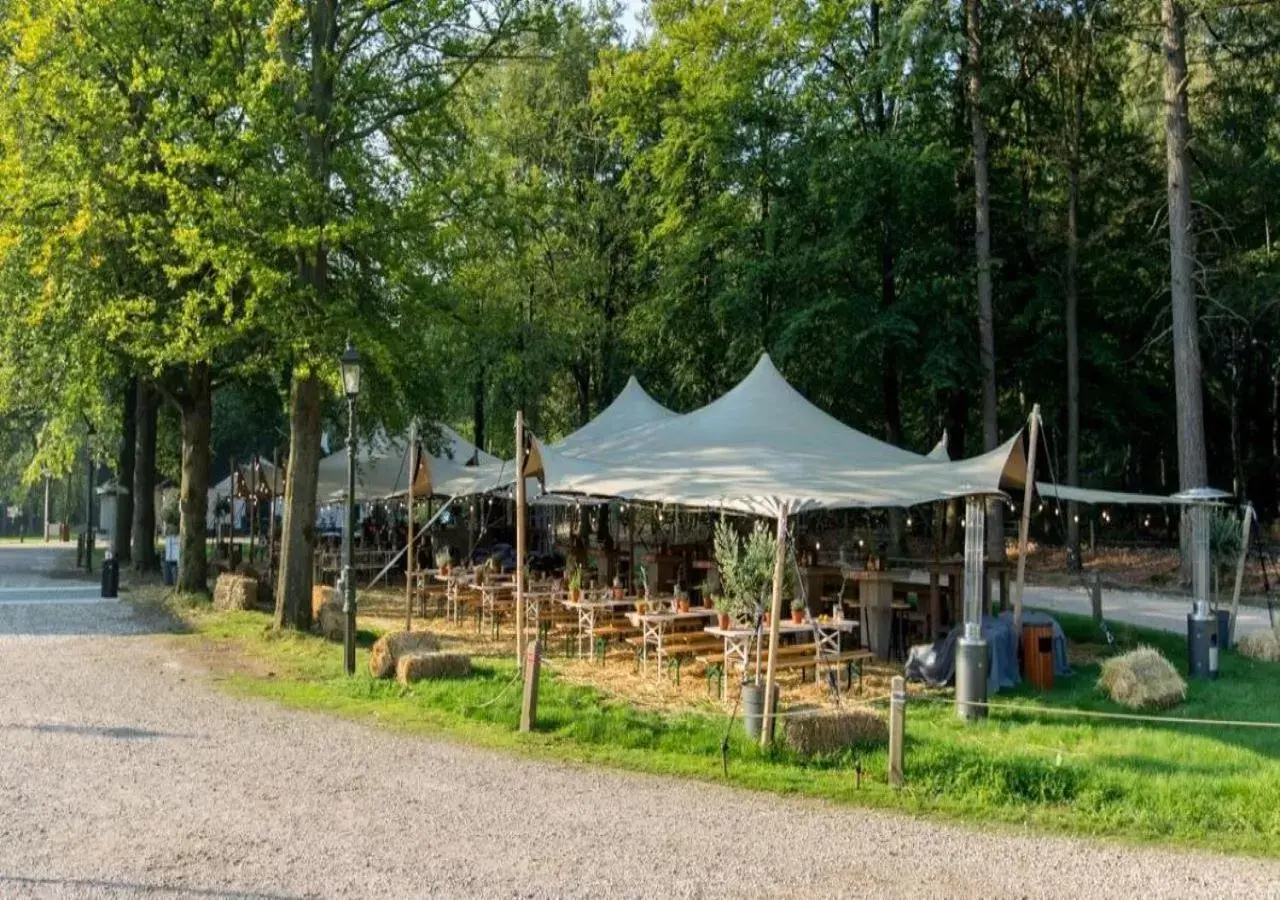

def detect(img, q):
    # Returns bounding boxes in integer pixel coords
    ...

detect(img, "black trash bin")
[101,553,119,599]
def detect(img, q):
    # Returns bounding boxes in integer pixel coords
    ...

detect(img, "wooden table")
[563,595,636,658]
[521,584,564,631]
[627,608,718,674]
[704,621,808,676]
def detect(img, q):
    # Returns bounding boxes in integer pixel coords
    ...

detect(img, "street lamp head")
[340,342,362,399]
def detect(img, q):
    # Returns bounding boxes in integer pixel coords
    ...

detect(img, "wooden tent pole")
[515,411,528,666]
[1228,503,1253,645]
[1012,404,1041,632]
[760,509,788,748]
[405,422,417,633]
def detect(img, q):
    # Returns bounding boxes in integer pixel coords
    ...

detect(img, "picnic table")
[562,594,636,658]
[704,617,861,675]
[627,607,719,674]
[520,583,564,631]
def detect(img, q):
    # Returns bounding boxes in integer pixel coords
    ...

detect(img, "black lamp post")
[340,342,362,675]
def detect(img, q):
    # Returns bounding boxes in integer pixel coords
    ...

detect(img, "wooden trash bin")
[1022,624,1055,691]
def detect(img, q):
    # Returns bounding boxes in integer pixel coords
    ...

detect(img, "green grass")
[173,603,1280,856]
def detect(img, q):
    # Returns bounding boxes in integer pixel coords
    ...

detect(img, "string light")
[906,517,913,527]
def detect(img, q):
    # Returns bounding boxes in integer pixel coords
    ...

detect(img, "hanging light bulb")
[906,517,913,528]
[1073,515,1080,523]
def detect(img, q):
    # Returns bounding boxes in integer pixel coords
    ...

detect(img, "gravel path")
[1,556,1277,898]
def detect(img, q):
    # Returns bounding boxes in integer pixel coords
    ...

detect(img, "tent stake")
[1013,405,1040,633]
[760,510,788,748]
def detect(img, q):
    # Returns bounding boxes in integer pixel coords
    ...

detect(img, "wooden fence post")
[889,675,906,788]
[1091,572,1103,624]
[520,638,541,732]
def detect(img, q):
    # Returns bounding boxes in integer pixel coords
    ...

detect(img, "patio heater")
[1173,487,1231,680]
[956,492,1001,721]
[339,342,363,677]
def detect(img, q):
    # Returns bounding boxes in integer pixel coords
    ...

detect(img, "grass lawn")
[168,600,1280,856]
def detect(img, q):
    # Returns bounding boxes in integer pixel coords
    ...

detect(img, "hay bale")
[1238,628,1280,663]
[212,573,259,611]
[396,652,472,685]
[783,708,888,757]
[316,601,345,642]
[369,630,441,679]
[1097,645,1187,710]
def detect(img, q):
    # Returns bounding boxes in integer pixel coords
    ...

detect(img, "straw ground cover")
[159,595,1280,856]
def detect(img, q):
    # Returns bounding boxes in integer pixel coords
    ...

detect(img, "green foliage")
[713,518,794,621]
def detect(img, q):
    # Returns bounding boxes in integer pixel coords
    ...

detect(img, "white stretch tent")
[550,375,678,457]
[528,354,1027,515]
[316,423,498,501]
[1034,483,1194,506]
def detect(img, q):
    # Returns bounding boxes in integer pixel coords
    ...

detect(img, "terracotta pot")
[791,610,804,625]
[718,613,730,630]
[636,601,647,615]
[570,587,580,603]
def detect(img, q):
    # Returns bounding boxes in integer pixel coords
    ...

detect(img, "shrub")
[1097,645,1186,710]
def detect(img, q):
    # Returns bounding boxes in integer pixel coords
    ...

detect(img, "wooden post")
[760,510,788,748]
[519,638,541,732]
[1089,518,1095,556]
[1012,404,1040,632]
[888,675,906,788]
[405,423,417,633]
[1228,503,1253,645]
[1091,572,1103,623]
[515,411,528,667]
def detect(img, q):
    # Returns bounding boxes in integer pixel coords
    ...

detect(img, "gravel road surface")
[1,546,1277,899]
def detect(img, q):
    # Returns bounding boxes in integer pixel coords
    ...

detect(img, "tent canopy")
[1035,483,1198,506]
[528,354,1026,516]
[549,375,678,458]
[316,423,499,501]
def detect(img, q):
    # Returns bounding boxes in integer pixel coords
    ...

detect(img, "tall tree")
[1162,0,1206,496]
[133,379,159,572]
[967,0,1003,558]
[115,377,137,563]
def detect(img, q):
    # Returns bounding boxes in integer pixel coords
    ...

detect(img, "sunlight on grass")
[175,604,1280,856]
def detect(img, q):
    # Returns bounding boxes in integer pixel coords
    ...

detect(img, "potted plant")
[611,575,624,600]
[790,597,806,625]
[714,595,732,630]
[435,549,451,576]
[568,566,582,604]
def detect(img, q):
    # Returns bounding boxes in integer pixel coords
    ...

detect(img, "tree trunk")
[274,0,336,629]
[1163,0,1206,493]
[869,0,906,557]
[274,372,322,631]
[1065,50,1084,572]
[177,363,211,594]
[1163,0,1207,579]
[133,379,159,571]
[473,369,486,456]
[968,0,1003,560]
[115,376,137,562]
